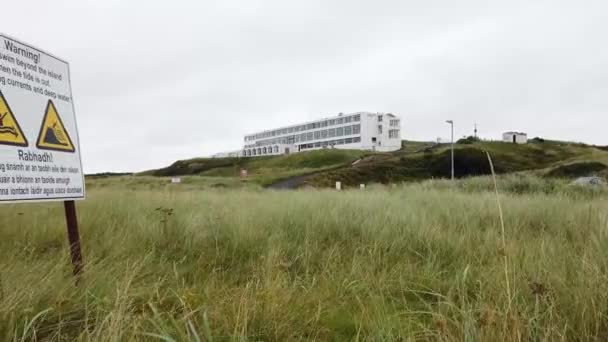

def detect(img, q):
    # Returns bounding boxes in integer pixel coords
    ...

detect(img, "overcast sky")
[3,0,606,173]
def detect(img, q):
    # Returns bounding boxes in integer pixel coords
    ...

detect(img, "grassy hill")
[134,140,608,188]
[140,149,367,186]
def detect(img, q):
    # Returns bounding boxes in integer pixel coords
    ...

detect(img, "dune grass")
[1,178,608,340]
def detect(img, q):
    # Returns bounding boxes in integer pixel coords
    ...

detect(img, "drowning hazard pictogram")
[0,90,28,147]
[36,100,75,153]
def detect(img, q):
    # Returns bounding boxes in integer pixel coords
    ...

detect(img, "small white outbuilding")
[503,132,528,144]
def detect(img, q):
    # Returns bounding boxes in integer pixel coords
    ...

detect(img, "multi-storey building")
[242,112,401,157]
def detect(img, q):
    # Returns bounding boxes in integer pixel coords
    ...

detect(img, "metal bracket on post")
[64,200,83,278]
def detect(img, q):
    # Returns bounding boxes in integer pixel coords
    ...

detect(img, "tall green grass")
[0,178,607,340]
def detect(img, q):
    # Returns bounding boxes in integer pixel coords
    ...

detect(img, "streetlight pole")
[446,120,454,180]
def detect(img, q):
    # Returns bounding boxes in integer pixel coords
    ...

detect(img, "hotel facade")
[242,112,401,157]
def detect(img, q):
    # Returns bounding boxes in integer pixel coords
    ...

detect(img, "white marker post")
[0,34,85,278]
[360,184,365,190]
[336,181,341,191]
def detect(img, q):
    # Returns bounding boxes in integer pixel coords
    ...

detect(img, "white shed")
[503,132,528,144]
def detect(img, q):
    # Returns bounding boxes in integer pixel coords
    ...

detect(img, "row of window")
[389,119,400,127]
[388,129,400,139]
[299,137,361,150]
[243,136,363,157]
[246,124,361,147]
[244,145,280,157]
[245,114,361,142]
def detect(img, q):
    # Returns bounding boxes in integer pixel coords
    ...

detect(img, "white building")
[211,150,242,158]
[503,131,528,144]
[242,112,402,157]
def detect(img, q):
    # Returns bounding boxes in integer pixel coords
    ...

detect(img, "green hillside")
[135,140,608,188]
[141,149,367,186]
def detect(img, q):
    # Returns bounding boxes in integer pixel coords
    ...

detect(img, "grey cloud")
[3,0,606,173]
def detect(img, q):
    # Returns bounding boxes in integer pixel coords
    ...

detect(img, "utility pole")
[446,120,454,180]
[474,123,478,139]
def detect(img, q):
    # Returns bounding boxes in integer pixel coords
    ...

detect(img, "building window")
[337,118,344,125]
[314,142,322,148]
[307,132,314,141]
[344,126,352,135]
[345,138,353,144]
[307,123,314,130]
[328,128,336,137]
[353,137,361,143]
[352,124,360,134]
[337,139,345,145]
[329,119,336,125]
[378,125,383,134]
[314,131,320,139]
[353,114,360,122]
[321,121,328,127]
[378,115,383,122]
[345,116,352,123]
[274,146,279,153]
[336,127,344,136]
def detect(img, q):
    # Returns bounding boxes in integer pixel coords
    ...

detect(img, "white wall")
[359,113,401,152]
[502,133,528,144]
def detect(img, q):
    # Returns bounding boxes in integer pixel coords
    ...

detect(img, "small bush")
[545,162,607,179]
[530,137,546,143]
[456,136,481,144]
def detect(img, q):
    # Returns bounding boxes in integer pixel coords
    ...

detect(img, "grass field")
[1,175,607,340]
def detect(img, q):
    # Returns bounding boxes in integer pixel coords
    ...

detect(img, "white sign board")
[171,177,181,184]
[0,34,84,202]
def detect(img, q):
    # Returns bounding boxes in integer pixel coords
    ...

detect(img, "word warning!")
[0,33,84,202]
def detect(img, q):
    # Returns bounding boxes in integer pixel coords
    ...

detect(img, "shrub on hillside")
[546,162,607,179]
[530,137,545,143]
[456,136,481,145]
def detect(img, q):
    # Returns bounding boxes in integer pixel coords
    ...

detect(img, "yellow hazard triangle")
[36,100,75,153]
[0,90,28,147]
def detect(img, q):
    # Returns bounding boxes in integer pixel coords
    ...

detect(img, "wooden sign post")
[64,201,83,276]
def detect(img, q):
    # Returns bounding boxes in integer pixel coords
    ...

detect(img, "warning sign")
[37,100,75,152]
[0,33,85,202]
[0,91,28,147]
